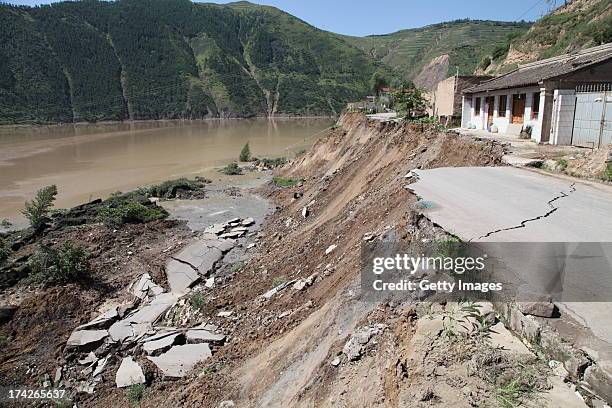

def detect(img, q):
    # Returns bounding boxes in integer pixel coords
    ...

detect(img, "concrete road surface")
[410,166,612,242]
[410,166,612,390]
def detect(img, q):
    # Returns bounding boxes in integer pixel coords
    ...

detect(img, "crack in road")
[477,183,577,240]
[170,256,200,272]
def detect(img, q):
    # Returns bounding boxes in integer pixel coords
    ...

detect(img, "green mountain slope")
[340,20,531,88]
[483,0,612,74]
[0,0,388,124]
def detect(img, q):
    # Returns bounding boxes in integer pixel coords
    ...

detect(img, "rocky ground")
[0,113,608,407]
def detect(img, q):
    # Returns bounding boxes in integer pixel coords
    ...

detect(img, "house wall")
[550,89,577,145]
[463,86,541,134]
[432,77,456,117]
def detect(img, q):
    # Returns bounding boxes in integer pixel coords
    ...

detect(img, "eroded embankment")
[145,113,514,408]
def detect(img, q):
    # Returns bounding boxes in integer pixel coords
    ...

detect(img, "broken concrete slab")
[204,224,225,235]
[108,321,134,343]
[241,217,255,226]
[203,238,235,253]
[143,333,181,355]
[186,329,225,343]
[172,242,223,276]
[66,330,108,348]
[115,357,146,388]
[131,273,164,299]
[75,308,119,331]
[93,355,109,377]
[140,330,179,343]
[147,343,212,377]
[126,293,178,325]
[78,352,98,366]
[166,259,200,294]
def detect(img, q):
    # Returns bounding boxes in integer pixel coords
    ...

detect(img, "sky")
[7,0,556,37]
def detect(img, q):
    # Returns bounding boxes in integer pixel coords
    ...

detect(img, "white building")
[461,43,612,147]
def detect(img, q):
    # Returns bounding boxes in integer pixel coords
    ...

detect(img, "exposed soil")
[1,113,587,408]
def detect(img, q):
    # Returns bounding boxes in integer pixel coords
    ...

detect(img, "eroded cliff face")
[413,54,450,90]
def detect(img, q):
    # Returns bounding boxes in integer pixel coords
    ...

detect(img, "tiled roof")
[464,43,612,93]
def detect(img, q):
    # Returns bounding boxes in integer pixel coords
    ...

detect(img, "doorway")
[511,94,526,124]
[486,96,495,126]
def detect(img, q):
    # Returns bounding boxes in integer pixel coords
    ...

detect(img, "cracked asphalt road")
[410,166,612,242]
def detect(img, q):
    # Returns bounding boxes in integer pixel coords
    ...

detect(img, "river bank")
[0,118,333,226]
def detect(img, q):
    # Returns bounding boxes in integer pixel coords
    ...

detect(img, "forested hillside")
[0,0,389,124]
[340,20,531,89]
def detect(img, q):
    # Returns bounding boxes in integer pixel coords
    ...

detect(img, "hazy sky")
[6,0,554,36]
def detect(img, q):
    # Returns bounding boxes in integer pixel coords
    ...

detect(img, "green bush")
[99,202,167,228]
[27,242,90,286]
[189,291,207,311]
[23,185,58,229]
[220,162,243,175]
[258,157,287,168]
[147,178,203,198]
[239,142,252,162]
[126,383,145,405]
[0,218,11,227]
[604,162,612,182]
[0,238,9,264]
[273,177,304,187]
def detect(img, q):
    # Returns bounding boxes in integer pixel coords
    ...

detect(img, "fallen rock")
[241,218,255,226]
[93,355,109,377]
[301,207,309,218]
[217,311,233,318]
[148,343,212,377]
[342,325,385,361]
[131,273,164,299]
[262,280,296,299]
[66,330,108,348]
[115,357,146,388]
[325,244,337,255]
[517,302,556,318]
[331,357,341,367]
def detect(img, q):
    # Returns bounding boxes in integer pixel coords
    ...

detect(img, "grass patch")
[126,383,145,405]
[27,242,90,286]
[272,276,287,287]
[0,218,11,227]
[219,162,243,175]
[188,291,207,311]
[557,159,568,171]
[230,261,245,273]
[495,375,536,408]
[273,177,304,187]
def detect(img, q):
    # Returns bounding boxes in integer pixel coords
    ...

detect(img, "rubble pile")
[58,218,256,394]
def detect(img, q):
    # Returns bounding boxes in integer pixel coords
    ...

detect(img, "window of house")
[532,93,540,119]
[498,95,507,117]
[474,97,481,116]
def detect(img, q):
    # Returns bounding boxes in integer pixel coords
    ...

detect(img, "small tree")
[392,87,430,120]
[23,185,58,229]
[239,142,251,162]
[370,72,388,97]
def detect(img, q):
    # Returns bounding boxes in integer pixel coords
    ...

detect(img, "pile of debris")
[59,218,257,394]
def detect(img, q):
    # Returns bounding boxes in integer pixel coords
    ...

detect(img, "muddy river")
[0,118,333,225]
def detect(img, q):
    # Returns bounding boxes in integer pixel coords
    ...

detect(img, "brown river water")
[0,118,333,226]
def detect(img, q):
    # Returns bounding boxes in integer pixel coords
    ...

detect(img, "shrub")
[258,157,287,168]
[0,218,11,228]
[0,238,9,264]
[273,177,303,187]
[557,159,568,171]
[23,185,58,229]
[239,142,251,162]
[99,202,167,228]
[126,383,145,405]
[220,162,243,175]
[604,162,612,182]
[148,178,203,198]
[27,242,90,286]
[189,291,207,311]
[272,276,287,287]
